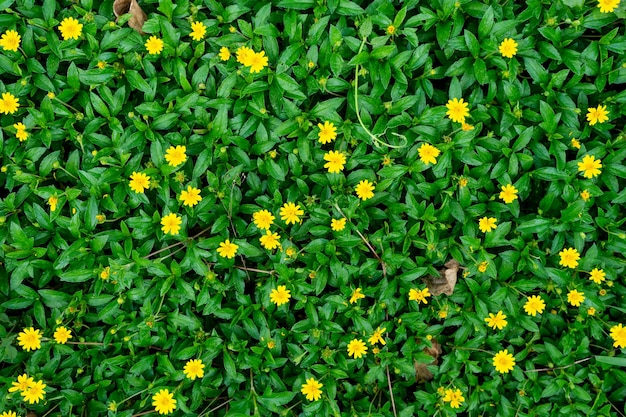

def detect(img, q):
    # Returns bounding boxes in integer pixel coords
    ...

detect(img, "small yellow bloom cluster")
[13,122,28,141]
[8,373,47,404]
[442,387,465,408]
[236,46,269,73]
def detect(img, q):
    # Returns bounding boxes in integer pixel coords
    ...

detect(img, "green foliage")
[1,0,626,416]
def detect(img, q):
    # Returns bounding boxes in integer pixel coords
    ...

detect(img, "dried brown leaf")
[113,0,147,34]
[414,339,442,383]
[422,259,460,296]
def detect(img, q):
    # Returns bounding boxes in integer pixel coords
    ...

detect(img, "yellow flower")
[248,50,269,73]
[267,339,275,349]
[445,98,469,123]
[285,247,296,258]
[260,230,281,250]
[0,92,19,114]
[219,46,231,61]
[599,288,607,296]
[21,379,46,404]
[443,388,465,408]
[183,359,205,380]
[53,326,72,344]
[408,287,430,304]
[1,411,18,417]
[581,190,591,201]
[280,202,304,225]
[559,247,580,269]
[161,213,182,235]
[270,285,291,306]
[499,38,518,58]
[577,155,602,178]
[17,327,42,351]
[461,122,474,131]
[13,122,30,141]
[567,289,585,307]
[418,143,441,165]
[597,0,620,13]
[0,29,21,52]
[355,180,375,201]
[323,150,346,173]
[145,36,164,55]
[586,105,609,125]
[58,17,83,40]
[499,184,518,204]
[152,389,177,415]
[349,287,365,304]
[179,185,202,207]
[317,121,337,144]
[8,373,34,393]
[484,311,507,330]
[493,350,516,373]
[458,177,468,187]
[190,21,207,41]
[386,25,396,35]
[587,306,596,316]
[610,323,626,348]
[100,266,110,280]
[478,261,489,273]
[571,138,581,149]
[217,239,238,259]
[439,308,448,319]
[347,338,367,359]
[129,172,150,193]
[164,145,187,167]
[236,46,254,65]
[524,295,545,316]
[368,327,386,346]
[301,377,323,401]
[253,209,275,230]
[589,268,606,284]
[229,25,237,33]
[331,218,346,231]
[478,217,497,233]
[97,61,106,69]
[47,92,56,99]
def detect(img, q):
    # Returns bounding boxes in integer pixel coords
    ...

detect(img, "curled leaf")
[422,259,460,296]
[113,0,147,34]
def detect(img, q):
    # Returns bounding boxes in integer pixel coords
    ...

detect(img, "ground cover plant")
[1,0,626,415]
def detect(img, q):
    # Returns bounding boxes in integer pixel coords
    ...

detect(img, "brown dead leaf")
[113,0,147,34]
[414,339,442,383]
[421,259,460,296]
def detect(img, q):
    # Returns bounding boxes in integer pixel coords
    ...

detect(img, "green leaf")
[59,269,93,283]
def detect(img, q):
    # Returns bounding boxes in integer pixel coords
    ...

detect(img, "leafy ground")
[1,0,626,416]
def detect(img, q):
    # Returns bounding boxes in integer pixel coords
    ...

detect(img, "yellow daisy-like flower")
[260,230,281,250]
[0,92,19,114]
[478,217,497,233]
[499,38,518,58]
[559,247,580,269]
[588,268,606,284]
[21,379,46,404]
[331,218,346,231]
[97,61,106,69]
[577,155,602,178]
[347,338,368,359]
[484,311,507,330]
[586,105,609,125]
[9,373,34,393]
[386,25,396,35]
[270,285,291,306]
[183,359,205,380]
[580,190,591,202]
[13,122,28,142]
[349,287,365,304]
[445,98,470,123]
[355,180,375,201]
[587,306,596,316]
[53,326,72,344]
[323,150,346,173]
[47,195,58,212]
[217,239,238,259]
[461,122,474,131]
[152,389,177,415]
[248,50,269,73]
[443,388,465,409]
[280,202,304,225]
[189,21,207,41]
[253,209,275,230]
[100,266,110,280]
[301,377,323,401]
[179,186,202,207]
[571,138,581,149]
[317,121,337,144]
[524,295,545,316]
[408,287,430,304]
[368,327,386,346]
[597,0,620,13]
[478,261,489,272]
[493,350,516,373]
[499,184,518,204]
[58,17,83,40]
[17,327,42,351]
[610,323,626,348]
[129,172,150,194]
[145,36,164,55]
[219,46,231,61]
[0,29,21,52]
[161,213,182,235]
[418,143,441,165]
[236,46,254,65]
[164,145,187,167]
[567,289,585,307]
